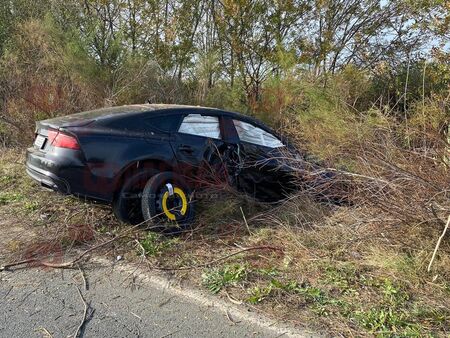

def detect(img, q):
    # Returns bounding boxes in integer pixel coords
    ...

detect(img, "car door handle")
[178,145,194,153]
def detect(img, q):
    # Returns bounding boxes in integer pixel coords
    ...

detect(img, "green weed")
[350,278,420,336]
[444,283,450,295]
[413,306,449,326]
[256,267,279,278]
[381,279,409,306]
[324,264,357,292]
[0,174,15,185]
[97,225,109,234]
[202,264,248,294]
[0,192,23,205]
[139,232,177,257]
[24,200,40,212]
[247,285,273,304]
[247,278,337,315]
[269,278,300,292]
[354,308,420,337]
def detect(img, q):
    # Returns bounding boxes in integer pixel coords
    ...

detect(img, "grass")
[0,192,24,205]
[0,147,449,337]
[202,263,248,293]
[354,308,420,337]
[138,232,178,257]
[0,148,120,259]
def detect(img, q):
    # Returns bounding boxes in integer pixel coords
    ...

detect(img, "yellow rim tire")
[161,187,188,221]
[141,171,195,234]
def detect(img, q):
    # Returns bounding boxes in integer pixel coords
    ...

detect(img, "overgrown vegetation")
[0,0,449,337]
[0,147,449,336]
[0,0,449,148]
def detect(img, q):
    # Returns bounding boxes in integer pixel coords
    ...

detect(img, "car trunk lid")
[33,109,113,151]
[33,105,155,151]
[34,119,88,152]
[37,116,95,131]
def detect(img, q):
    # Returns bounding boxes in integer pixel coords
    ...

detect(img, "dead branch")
[159,329,181,338]
[427,215,450,272]
[240,206,252,235]
[74,285,88,338]
[77,264,87,291]
[225,309,241,325]
[0,210,170,272]
[0,258,37,271]
[0,234,128,271]
[225,289,243,305]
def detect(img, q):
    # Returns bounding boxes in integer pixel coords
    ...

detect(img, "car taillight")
[47,130,58,144]
[48,130,80,150]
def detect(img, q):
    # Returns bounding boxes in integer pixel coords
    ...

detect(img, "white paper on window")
[233,120,284,148]
[178,114,220,139]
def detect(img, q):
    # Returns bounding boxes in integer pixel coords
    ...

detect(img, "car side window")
[145,114,182,132]
[233,120,284,148]
[178,114,221,139]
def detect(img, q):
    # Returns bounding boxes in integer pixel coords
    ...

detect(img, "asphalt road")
[0,260,312,338]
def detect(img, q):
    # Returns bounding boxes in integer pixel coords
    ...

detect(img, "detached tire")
[141,172,195,234]
[113,169,158,224]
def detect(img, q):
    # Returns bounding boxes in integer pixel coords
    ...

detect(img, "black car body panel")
[26,144,86,192]
[26,104,301,204]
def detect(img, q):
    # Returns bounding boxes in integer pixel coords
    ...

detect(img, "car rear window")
[145,114,182,132]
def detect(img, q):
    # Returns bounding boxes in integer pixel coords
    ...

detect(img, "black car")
[26,104,303,232]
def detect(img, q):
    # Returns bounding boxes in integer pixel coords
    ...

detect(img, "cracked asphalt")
[0,261,310,338]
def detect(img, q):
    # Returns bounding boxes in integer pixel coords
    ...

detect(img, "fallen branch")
[77,264,87,291]
[427,215,450,272]
[154,246,283,271]
[0,234,128,271]
[74,285,88,338]
[225,289,242,305]
[36,327,53,338]
[225,309,241,325]
[240,206,252,235]
[159,329,181,338]
[0,211,169,271]
[0,258,37,271]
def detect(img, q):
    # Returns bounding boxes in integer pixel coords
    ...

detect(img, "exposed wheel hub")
[155,182,188,221]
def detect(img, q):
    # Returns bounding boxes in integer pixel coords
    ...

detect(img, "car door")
[231,119,292,201]
[171,113,234,187]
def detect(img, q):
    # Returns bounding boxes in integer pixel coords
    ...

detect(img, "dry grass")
[0,148,122,263]
[0,145,449,337]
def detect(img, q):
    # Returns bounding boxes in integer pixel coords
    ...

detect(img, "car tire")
[141,171,195,234]
[113,169,158,224]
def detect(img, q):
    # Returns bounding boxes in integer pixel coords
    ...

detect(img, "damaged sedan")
[26,104,328,233]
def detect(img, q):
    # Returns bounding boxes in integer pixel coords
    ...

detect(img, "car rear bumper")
[26,146,80,194]
[26,147,113,202]
[26,162,71,193]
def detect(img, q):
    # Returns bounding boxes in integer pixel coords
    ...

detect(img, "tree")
[212,0,307,105]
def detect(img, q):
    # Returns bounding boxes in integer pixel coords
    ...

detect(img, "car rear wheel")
[113,169,158,224]
[141,172,195,234]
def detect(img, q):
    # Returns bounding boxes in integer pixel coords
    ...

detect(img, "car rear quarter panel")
[71,127,177,201]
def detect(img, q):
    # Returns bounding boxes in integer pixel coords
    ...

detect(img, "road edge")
[92,256,321,338]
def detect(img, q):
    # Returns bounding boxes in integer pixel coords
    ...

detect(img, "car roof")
[43,103,276,136]
[89,104,272,130]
